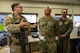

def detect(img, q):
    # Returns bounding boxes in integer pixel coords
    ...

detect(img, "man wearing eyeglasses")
[4,3,37,53]
[58,9,73,53]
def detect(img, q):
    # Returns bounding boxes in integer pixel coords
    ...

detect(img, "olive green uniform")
[39,16,59,53]
[58,17,73,53]
[4,14,31,53]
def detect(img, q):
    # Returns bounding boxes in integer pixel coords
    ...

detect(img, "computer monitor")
[73,15,80,36]
[22,14,37,23]
[22,13,38,32]
[73,16,80,27]
[0,14,8,32]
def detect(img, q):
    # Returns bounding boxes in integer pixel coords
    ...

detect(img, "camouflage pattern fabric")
[39,16,59,53]
[4,14,30,53]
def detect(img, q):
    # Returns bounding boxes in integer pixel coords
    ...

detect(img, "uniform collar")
[13,13,21,18]
[60,17,68,21]
[44,16,53,20]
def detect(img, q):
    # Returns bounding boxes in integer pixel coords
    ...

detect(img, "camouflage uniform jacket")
[39,16,59,41]
[4,14,31,44]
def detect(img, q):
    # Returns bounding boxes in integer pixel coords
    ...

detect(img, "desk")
[28,36,39,43]
[0,36,39,53]
[70,35,80,39]
[1,36,80,53]
[28,36,39,53]
[69,36,80,53]
[28,35,80,53]
[56,35,80,40]
[0,45,10,53]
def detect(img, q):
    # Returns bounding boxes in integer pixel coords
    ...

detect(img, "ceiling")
[27,0,80,5]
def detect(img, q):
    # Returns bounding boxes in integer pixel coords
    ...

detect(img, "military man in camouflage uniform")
[58,9,73,53]
[39,6,59,53]
[4,3,36,53]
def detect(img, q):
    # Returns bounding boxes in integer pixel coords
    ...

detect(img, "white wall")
[0,0,80,37]
[0,0,73,18]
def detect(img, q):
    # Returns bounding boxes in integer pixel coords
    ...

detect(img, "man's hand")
[60,34,66,38]
[19,19,30,28]
[32,23,37,28]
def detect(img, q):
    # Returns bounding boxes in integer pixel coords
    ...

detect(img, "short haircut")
[62,9,68,13]
[45,6,52,10]
[11,3,20,11]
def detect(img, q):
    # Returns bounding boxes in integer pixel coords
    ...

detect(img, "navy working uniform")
[39,16,59,53]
